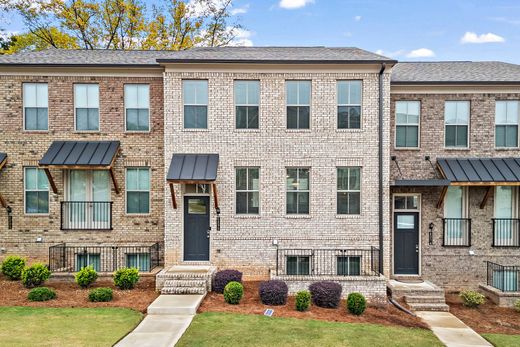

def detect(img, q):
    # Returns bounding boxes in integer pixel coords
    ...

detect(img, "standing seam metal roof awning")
[437,158,520,185]
[167,154,219,183]
[39,141,120,167]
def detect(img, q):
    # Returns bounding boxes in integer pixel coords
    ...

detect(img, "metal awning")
[392,179,451,187]
[437,158,520,185]
[0,152,7,208]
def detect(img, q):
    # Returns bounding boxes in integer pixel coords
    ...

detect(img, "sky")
[2,0,520,63]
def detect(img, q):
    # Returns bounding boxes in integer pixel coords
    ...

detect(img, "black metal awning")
[392,179,451,187]
[0,152,7,208]
[437,158,520,185]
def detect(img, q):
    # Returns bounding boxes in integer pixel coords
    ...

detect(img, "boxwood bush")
[459,290,485,308]
[75,266,98,288]
[1,256,26,280]
[28,287,56,302]
[514,299,520,313]
[21,263,51,288]
[213,269,242,294]
[88,287,113,302]
[347,292,367,315]
[295,290,311,312]
[259,280,288,306]
[223,281,243,305]
[114,267,139,290]
[309,281,342,308]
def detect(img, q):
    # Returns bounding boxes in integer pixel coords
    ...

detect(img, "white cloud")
[231,4,249,15]
[354,15,362,21]
[406,48,435,58]
[279,0,314,10]
[460,31,505,44]
[229,28,253,47]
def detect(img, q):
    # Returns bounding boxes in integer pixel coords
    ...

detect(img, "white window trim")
[336,166,362,216]
[235,167,260,216]
[125,167,151,216]
[394,100,421,149]
[336,80,363,130]
[234,80,260,130]
[285,167,310,216]
[286,80,311,130]
[124,84,151,133]
[444,100,470,149]
[23,82,49,132]
[494,100,520,149]
[494,186,518,219]
[182,79,209,130]
[74,83,100,133]
[24,167,50,216]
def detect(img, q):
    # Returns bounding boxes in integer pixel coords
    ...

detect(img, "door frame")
[182,185,212,262]
[392,193,422,277]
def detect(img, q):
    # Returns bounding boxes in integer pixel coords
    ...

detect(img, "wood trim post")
[169,183,177,209]
[480,186,493,209]
[0,193,6,208]
[43,168,58,194]
[212,183,219,210]
[109,167,120,195]
[436,186,448,209]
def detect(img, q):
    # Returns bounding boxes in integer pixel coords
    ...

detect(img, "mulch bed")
[0,276,159,313]
[446,294,520,335]
[199,281,428,329]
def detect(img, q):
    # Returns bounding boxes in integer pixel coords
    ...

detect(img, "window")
[444,186,470,246]
[125,84,150,131]
[126,253,151,272]
[236,167,259,214]
[337,167,361,215]
[235,80,259,129]
[445,101,469,148]
[492,270,518,292]
[286,80,311,129]
[494,186,518,246]
[337,256,361,276]
[23,83,48,131]
[183,80,208,129]
[495,101,519,148]
[286,168,309,214]
[184,184,210,194]
[394,195,419,210]
[76,253,100,272]
[74,84,99,131]
[286,256,310,275]
[395,101,420,148]
[24,167,49,214]
[126,168,150,214]
[337,80,362,129]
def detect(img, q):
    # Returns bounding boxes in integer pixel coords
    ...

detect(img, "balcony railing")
[275,247,380,277]
[61,201,113,230]
[486,261,519,292]
[443,218,471,247]
[492,218,520,247]
[48,243,161,273]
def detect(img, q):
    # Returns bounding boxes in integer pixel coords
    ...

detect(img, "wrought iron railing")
[275,247,380,277]
[443,218,471,247]
[486,261,519,292]
[48,243,161,272]
[492,218,520,247]
[61,201,113,230]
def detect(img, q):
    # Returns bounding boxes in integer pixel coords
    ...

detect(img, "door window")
[188,198,207,214]
[397,215,415,229]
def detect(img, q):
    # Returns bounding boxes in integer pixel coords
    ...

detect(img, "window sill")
[125,213,151,217]
[495,147,519,151]
[234,214,261,219]
[285,214,311,219]
[336,128,363,133]
[74,130,101,134]
[125,130,151,134]
[443,147,470,151]
[183,128,210,132]
[234,129,260,133]
[336,214,362,219]
[394,147,421,151]
[23,130,49,133]
[285,129,312,133]
[24,213,50,217]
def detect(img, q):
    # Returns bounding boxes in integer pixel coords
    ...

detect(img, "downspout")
[378,63,386,275]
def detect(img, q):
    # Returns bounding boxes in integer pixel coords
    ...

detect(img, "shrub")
[88,287,113,302]
[259,280,288,306]
[75,266,98,288]
[27,287,56,302]
[309,281,342,308]
[459,290,485,308]
[1,256,26,280]
[21,263,51,288]
[213,270,243,294]
[114,267,139,290]
[347,292,367,316]
[514,299,520,313]
[295,290,311,312]
[223,281,243,305]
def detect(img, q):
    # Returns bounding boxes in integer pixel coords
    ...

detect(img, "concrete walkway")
[416,311,492,347]
[115,295,204,347]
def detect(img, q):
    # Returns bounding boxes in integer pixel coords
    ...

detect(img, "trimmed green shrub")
[114,267,139,290]
[309,281,342,308]
[213,270,243,293]
[28,287,56,302]
[459,290,485,308]
[347,292,367,316]
[75,266,98,288]
[514,299,520,313]
[21,263,51,288]
[1,256,26,280]
[223,281,243,305]
[88,287,113,302]
[259,280,288,306]
[295,290,311,312]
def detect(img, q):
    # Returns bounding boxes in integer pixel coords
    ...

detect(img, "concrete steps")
[156,265,216,296]
[407,302,450,312]
[404,295,447,304]
[388,279,449,312]
[161,286,206,295]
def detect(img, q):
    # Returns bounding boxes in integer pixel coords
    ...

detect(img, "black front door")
[184,196,210,261]
[394,212,419,275]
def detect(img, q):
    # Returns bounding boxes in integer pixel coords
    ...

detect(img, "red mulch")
[446,294,520,335]
[0,276,159,313]
[199,281,428,329]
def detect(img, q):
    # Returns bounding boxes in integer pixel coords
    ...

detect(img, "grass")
[177,312,443,347]
[482,333,520,347]
[0,306,142,347]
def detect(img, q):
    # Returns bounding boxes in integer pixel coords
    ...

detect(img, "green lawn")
[0,307,142,347]
[177,312,443,347]
[482,333,520,347]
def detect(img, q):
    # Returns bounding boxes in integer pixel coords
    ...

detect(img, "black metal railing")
[275,247,380,277]
[492,218,520,247]
[486,261,519,292]
[61,201,113,230]
[443,218,471,247]
[48,243,161,272]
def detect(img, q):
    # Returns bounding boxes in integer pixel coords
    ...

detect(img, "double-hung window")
[236,167,260,214]
[74,84,99,131]
[126,168,150,214]
[337,256,361,276]
[286,256,310,275]
[125,84,150,131]
[235,80,259,129]
[286,81,311,129]
[286,168,309,214]
[337,167,361,215]
[24,167,49,214]
[337,80,362,129]
[23,83,48,131]
[495,100,519,148]
[445,101,469,148]
[183,80,208,129]
[395,101,420,148]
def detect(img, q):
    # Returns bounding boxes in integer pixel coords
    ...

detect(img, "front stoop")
[156,265,216,295]
[388,279,449,312]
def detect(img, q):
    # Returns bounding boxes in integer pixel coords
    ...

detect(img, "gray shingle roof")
[392,61,520,84]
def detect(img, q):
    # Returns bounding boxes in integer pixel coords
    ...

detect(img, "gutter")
[156,59,398,65]
[378,63,386,275]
